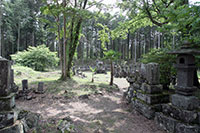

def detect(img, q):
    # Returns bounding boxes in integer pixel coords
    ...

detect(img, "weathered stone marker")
[155,41,200,133]
[0,57,23,133]
[22,79,28,91]
[36,82,45,94]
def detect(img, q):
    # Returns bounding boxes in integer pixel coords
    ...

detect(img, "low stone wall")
[124,63,200,133]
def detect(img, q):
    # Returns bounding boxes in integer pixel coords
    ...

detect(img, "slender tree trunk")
[17,22,20,52]
[0,0,2,57]
[110,60,113,85]
[62,0,67,80]
[134,33,137,63]
[127,31,130,60]
[31,32,34,46]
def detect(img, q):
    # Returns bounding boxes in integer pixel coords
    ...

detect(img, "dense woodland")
[0,0,199,80]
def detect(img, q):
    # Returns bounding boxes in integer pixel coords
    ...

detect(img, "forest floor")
[14,65,166,133]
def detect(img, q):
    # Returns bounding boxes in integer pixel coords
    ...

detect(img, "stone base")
[132,99,161,119]
[0,109,18,129]
[155,112,200,133]
[0,93,15,111]
[136,91,169,105]
[162,104,198,124]
[171,94,199,110]
[0,120,24,133]
[141,83,163,94]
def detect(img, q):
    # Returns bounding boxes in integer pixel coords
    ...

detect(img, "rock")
[155,112,178,133]
[176,123,200,133]
[0,93,15,111]
[78,94,89,99]
[0,110,16,129]
[57,117,75,133]
[141,83,163,94]
[171,94,199,111]
[26,95,32,100]
[0,120,24,133]
[18,110,41,129]
[162,104,198,124]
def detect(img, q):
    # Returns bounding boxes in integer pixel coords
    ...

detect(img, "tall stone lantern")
[171,42,200,96]
[156,42,200,133]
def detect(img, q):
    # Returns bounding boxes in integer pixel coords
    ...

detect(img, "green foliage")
[164,3,200,43]
[11,45,59,71]
[141,48,176,87]
[89,66,97,73]
[104,50,121,61]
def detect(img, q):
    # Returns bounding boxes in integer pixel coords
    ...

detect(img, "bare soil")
[16,78,165,133]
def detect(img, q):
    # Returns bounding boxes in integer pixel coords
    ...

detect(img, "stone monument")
[0,57,23,132]
[155,41,200,133]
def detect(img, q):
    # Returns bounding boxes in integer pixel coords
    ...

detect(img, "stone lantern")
[156,41,200,133]
[170,41,200,96]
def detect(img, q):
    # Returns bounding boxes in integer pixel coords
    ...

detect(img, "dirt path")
[16,78,165,133]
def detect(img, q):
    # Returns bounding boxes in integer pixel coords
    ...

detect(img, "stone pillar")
[132,63,169,119]
[0,58,23,133]
[125,63,169,119]
[155,45,200,133]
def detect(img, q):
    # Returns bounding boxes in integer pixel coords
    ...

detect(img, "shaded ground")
[14,68,165,133]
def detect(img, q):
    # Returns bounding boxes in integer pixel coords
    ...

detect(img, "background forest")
[0,0,199,79]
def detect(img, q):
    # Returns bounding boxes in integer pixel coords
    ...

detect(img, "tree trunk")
[61,0,67,80]
[0,1,2,57]
[31,32,34,46]
[110,60,114,86]
[17,22,20,52]
[127,31,130,60]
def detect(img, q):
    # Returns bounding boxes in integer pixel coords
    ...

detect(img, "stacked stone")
[0,58,23,133]
[131,63,170,119]
[155,45,200,133]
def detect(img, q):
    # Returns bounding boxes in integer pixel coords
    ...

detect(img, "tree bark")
[0,0,2,56]
[110,60,113,86]
[17,22,20,52]
[61,0,67,80]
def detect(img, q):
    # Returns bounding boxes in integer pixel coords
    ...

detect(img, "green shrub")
[11,45,59,71]
[141,48,176,88]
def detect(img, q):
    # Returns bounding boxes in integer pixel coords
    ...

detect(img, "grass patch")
[13,65,118,97]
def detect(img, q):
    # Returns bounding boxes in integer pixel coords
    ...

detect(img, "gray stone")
[22,80,28,91]
[176,123,200,133]
[0,110,18,129]
[136,92,169,105]
[199,112,200,124]
[171,94,199,110]
[145,63,160,85]
[132,83,140,90]
[38,82,44,92]
[17,110,41,129]
[176,54,195,88]
[155,112,178,133]
[141,83,163,94]
[0,58,11,97]
[0,93,15,111]
[0,120,24,133]
[162,104,198,124]
[133,99,161,119]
